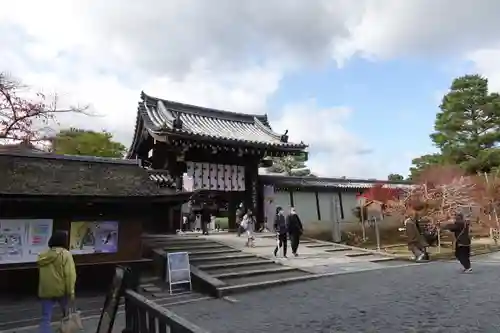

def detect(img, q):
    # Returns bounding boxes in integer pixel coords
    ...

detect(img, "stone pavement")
[5,312,125,333]
[170,260,500,332]
[11,255,500,332]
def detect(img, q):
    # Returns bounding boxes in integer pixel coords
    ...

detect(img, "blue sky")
[269,57,460,177]
[1,1,499,180]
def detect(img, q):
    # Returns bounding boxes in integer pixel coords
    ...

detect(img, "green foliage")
[267,153,315,176]
[51,128,126,158]
[409,153,446,180]
[387,173,404,181]
[410,74,500,177]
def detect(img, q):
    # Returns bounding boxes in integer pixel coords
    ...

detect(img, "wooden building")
[0,150,190,295]
[259,175,412,230]
[127,92,307,230]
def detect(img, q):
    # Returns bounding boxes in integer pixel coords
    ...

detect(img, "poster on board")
[69,221,119,255]
[165,252,191,294]
[0,219,53,264]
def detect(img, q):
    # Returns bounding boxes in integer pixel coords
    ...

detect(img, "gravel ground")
[172,262,500,333]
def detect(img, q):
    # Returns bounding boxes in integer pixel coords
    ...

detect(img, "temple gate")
[127,92,307,231]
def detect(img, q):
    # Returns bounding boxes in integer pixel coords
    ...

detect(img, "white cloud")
[2,0,500,179]
[467,48,500,92]
[271,99,374,178]
[333,0,500,63]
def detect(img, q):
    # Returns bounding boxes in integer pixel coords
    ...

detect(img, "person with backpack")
[273,206,288,258]
[404,211,426,262]
[37,230,77,333]
[442,211,472,273]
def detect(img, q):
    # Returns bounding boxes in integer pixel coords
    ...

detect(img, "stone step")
[148,240,217,247]
[216,272,328,297]
[166,248,241,256]
[189,250,245,259]
[200,261,281,273]
[156,295,213,307]
[164,243,229,251]
[369,257,397,263]
[212,266,296,279]
[190,253,255,263]
[219,269,310,286]
[324,248,352,252]
[192,256,266,266]
[345,252,376,258]
[148,291,209,305]
[146,237,214,244]
[306,243,341,248]
[197,258,272,270]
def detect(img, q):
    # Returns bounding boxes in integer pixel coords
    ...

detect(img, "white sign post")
[165,252,192,294]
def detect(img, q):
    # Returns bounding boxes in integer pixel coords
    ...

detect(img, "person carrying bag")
[37,230,80,333]
[59,307,83,333]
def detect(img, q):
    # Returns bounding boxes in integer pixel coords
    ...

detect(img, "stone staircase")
[143,235,320,297]
[204,233,420,276]
[302,238,399,262]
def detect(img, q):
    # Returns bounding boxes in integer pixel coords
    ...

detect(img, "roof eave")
[150,131,307,151]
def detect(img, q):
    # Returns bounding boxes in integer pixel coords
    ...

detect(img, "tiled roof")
[259,175,413,190]
[131,92,307,150]
[0,152,170,197]
[147,169,175,188]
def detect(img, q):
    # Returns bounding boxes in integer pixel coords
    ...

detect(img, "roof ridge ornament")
[280,130,289,143]
[172,112,183,130]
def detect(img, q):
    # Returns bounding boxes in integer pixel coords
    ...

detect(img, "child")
[241,209,255,247]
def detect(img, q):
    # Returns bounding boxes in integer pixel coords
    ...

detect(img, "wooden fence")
[123,289,208,333]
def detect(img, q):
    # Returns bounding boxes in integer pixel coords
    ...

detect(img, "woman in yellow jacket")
[37,230,77,333]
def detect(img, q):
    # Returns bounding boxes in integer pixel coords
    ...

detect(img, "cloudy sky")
[1,0,499,179]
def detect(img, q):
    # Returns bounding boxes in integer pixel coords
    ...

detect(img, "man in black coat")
[287,207,303,257]
[442,212,472,272]
[273,206,288,258]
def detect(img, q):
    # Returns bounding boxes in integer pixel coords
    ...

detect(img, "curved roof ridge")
[141,91,269,122]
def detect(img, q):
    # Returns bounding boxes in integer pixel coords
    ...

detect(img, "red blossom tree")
[385,165,479,226]
[0,73,88,144]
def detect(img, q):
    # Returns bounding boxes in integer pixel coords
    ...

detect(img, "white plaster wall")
[273,191,291,213]
[340,191,359,222]
[318,192,333,222]
[292,192,317,224]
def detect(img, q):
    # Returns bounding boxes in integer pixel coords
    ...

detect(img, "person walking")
[443,212,472,273]
[287,207,303,257]
[236,203,245,237]
[273,206,288,258]
[241,209,256,247]
[201,209,210,235]
[404,211,426,262]
[37,230,77,333]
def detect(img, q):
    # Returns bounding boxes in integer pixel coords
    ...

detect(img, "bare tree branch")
[0,72,90,144]
[385,166,480,226]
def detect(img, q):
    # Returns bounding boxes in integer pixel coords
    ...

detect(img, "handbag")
[58,307,83,333]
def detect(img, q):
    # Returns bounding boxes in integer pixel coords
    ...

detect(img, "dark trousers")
[290,233,301,254]
[274,233,287,257]
[455,245,471,269]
